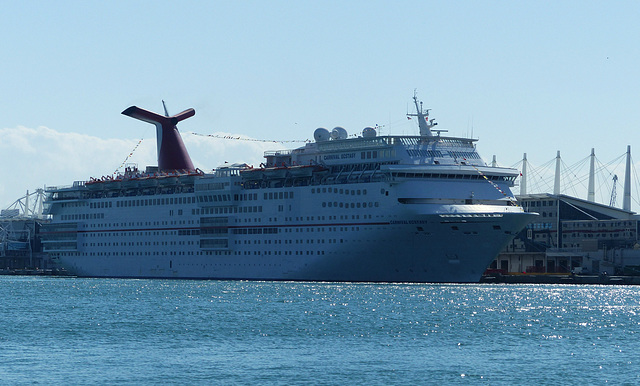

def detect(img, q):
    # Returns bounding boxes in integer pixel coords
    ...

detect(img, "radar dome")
[314,128,330,142]
[330,127,348,140]
[362,127,376,138]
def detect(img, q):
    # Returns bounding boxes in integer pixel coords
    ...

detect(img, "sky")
[2,1,640,211]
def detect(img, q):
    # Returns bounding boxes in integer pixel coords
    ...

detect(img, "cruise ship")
[41,95,536,282]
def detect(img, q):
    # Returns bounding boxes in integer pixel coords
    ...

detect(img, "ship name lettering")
[323,153,355,161]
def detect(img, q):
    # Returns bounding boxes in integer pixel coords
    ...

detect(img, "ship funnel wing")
[122,105,196,172]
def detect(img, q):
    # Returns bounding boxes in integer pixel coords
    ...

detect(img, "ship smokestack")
[122,105,196,172]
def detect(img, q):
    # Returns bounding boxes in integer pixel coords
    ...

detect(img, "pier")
[481,272,640,285]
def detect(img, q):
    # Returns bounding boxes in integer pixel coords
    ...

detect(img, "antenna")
[471,117,474,139]
[162,100,170,117]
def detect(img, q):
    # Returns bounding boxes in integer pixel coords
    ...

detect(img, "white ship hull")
[48,178,534,283]
[57,210,532,283]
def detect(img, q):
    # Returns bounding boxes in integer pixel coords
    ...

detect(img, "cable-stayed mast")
[623,145,631,211]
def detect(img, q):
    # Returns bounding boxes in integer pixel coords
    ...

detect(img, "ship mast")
[407,90,437,137]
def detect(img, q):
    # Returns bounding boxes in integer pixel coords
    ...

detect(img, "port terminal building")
[0,191,52,272]
[0,211,48,270]
[494,147,640,275]
[494,193,640,275]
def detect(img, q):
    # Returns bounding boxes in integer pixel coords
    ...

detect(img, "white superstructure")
[41,95,535,282]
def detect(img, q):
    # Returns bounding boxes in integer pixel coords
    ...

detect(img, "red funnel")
[122,106,195,172]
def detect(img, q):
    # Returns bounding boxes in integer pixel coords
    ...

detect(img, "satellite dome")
[314,128,330,142]
[330,127,348,140]
[362,127,376,138]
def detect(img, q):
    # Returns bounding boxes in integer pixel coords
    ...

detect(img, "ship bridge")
[265,134,483,169]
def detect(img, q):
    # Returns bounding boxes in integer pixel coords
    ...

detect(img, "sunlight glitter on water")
[0,278,639,384]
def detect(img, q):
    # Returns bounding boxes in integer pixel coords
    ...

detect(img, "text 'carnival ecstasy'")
[41,95,535,282]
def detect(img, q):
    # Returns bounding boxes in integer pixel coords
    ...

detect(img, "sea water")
[0,277,638,384]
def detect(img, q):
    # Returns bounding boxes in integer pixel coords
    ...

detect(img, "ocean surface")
[1,277,639,385]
